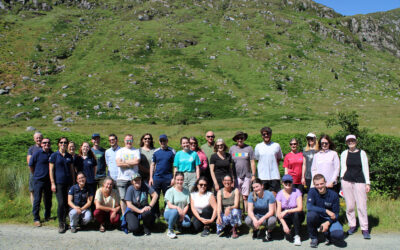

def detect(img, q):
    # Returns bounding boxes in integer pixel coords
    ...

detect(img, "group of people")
[27,127,371,247]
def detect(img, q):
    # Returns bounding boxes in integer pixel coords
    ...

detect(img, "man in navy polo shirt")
[149,134,176,217]
[91,133,107,188]
[27,131,43,204]
[29,137,53,227]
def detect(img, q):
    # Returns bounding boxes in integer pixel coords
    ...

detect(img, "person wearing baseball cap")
[340,135,371,239]
[91,133,107,189]
[302,133,319,193]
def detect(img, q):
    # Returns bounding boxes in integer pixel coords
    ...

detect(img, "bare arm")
[209,163,219,190]
[149,162,155,186]
[247,201,256,221]
[196,165,200,179]
[209,195,218,222]
[95,200,113,212]
[126,200,142,213]
[301,156,306,185]
[149,191,158,208]
[250,159,256,180]
[82,196,93,211]
[49,163,56,192]
[233,188,240,209]
[190,197,202,220]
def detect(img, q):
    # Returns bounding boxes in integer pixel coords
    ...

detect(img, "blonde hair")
[305,136,319,151]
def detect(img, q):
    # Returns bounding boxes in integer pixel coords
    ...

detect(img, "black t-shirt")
[210,153,232,178]
[344,150,365,183]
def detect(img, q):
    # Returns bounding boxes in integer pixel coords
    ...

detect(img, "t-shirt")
[68,184,94,208]
[254,141,283,180]
[29,149,53,180]
[49,151,73,184]
[191,191,212,213]
[229,144,254,178]
[200,143,214,161]
[173,150,201,172]
[95,188,120,208]
[152,147,176,180]
[283,152,304,184]
[248,190,276,217]
[105,146,121,181]
[116,147,141,181]
[210,153,232,178]
[28,145,42,156]
[139,148,155,181]
[196,150,208,171]
[164,187,190,211]
[75,155,97,184]
[276,188,302,211]
[91,147,106,179]
[302,148,317,180]
[125,183,155,208]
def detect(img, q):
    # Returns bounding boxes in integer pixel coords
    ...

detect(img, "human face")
[81,142,90,155]
[181,138,190,151]
[189,139,197,151]
[159,139,168,148]
[34,134,43,146]
[313,178,327,194]
[216,142,225,152]
[198,180,208,194]
[92,136,100,146]
[307,137,315,147]
[103,180,113,192]
[41,139,51,151]
[77,174,86,187]
[68,142,76,154]
[175,175,184,188]
[124,136,133,149]
[283,181,293,190]
[143,135,152,146]
[206,131,215,145]
[236,137,245,147]
[252,183,263,196]
[59,139,68,150]
[223,177,233,188]
[108,136,118,147]
[290,140,298,152]
[346,139,357,150]
[262,131,271,143]
[320,138,329,151]
[132,178,142,189]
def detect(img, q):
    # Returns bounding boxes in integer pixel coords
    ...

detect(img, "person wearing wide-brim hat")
[229,131,256,213]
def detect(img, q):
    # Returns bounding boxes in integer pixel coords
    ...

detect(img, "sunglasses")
[283,181,292,185]
[236,137,244,141]
[290,143,297,146]
[321,142,329,146]
[198,183,207,187]
[190,142,197,145]
[42,141,50,144]
[160,139,167,143]
[306,137,315,140]
[217,144,224,148]
[262,133,271,137]
[125,140,133,143]
[206,135,215,138]
[59,141,68,145]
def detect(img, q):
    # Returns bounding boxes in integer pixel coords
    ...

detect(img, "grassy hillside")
[0,0,399,136]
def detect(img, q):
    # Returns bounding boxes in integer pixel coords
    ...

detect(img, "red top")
[283,152,304,184]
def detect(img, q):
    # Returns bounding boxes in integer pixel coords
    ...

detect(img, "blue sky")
[314,0,400,16]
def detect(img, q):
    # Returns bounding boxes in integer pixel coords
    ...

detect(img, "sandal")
[100,224,105,233]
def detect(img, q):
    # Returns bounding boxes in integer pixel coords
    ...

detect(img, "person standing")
[201,131,215,161]
[75,142,97,193]
[105,134,121,183]
[210,139,233,193]
[27,132,43,204]
[149,134,176,217]
[255,127,283,196]
[29,137,53,227]
[173,137,200,191]
[139,133,155,183]
[340,135,371,239]
[190,136,211,184]
[302,133,319,193]
[91,133,107,188]
[229,131,256,213]
[283,138,304,194]
[116,134,141,214]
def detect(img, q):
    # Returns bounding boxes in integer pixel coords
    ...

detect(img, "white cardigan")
[340,149,370,185]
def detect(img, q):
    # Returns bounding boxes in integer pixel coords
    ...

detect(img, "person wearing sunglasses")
[311,135,340,193]
[201,131,215,161]
[139,133,155,183]
[340,135,371,239]
[283,138,304,194]
[105,134,121,183]
[255,127,283,196]
[190,176,217,237]
[302,133,319,193]
[276,175,304,246]
[210,139,233,193]
[116,134,141,214]
[190,136,211,184]
[29,137,53,227]
[49,137,75,233]
[91,133,106,189]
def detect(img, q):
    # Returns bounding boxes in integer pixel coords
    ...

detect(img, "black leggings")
[56,184,69,225]
[283,211,305,236]
[192,206,214,232]
[125,210,154,234]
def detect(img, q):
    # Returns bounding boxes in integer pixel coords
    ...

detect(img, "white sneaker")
[294,235,301,246]
[167,229,177,239]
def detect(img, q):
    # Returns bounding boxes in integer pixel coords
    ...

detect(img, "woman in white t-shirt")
[190,176,217,237]
[94,177,121,232]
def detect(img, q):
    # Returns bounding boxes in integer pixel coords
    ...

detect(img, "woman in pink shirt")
[190,137,211,184]
[283,138,304,194]
[311,134,340,193]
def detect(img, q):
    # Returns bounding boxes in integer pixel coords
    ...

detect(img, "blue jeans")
[164,209,191,230]
[307,211,344,241]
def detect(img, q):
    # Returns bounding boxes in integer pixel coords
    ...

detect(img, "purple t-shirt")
[276,188,302,210]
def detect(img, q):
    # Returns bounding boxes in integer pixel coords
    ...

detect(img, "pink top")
[311,150,340,185]
[196,150,208,171]
[283,152,303,184]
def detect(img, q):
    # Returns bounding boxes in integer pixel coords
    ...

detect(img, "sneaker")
[34,221,41,227]
[231,227,238,239]
[252,230,259,240]
[362,230,371,239]
[201,228,210,237]
[263,230,271,242]
[294,235,301,246]
[144,228,151,236]
[325,237,332,245]
[347,226,357,235]
[71,227,77,233]
[310,238,318,248]
[167,229,177,239]
[58,223,66,234]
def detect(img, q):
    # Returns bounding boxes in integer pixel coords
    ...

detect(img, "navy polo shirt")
[29,149,53,180]
[74,156,97,184]
[68,184,94,207]
[28,144,42,156]
[91,147,106,179]
[307,188,340,223]
[152,147,176,181]
[49,151,73,184]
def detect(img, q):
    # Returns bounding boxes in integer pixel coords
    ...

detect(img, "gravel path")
[1,224,399,249]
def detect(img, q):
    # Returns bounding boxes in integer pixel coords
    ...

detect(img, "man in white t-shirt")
[254,127,283,196]
[116,134,140,213]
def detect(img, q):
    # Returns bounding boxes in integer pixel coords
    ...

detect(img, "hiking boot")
[231,227,238,239]
[294,235,301,246]
[263,230,271,242]
[58,223,66,234]
[347,226,357,235]
[310,238,318,248]
[167,229,177,239]
[201,227,210,237]
[34,221,41,227]
[362,230,371,239]
[144,227,151,236]
[71,227,77,233]
[252,229,259,240]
